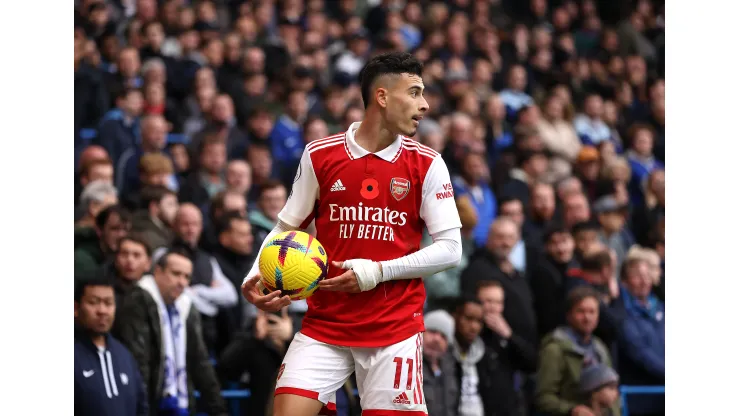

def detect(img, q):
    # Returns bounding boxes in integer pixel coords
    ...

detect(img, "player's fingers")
[242,275,260,289]
[254,289,282,304]
[332,260,347,269]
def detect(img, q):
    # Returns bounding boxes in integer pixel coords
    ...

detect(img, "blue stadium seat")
[79,128,98,141]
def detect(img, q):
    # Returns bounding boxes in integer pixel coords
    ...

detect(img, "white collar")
[344,121,403,162]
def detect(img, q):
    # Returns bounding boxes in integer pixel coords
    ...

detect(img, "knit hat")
[424,310,455,344]
[579,364,619,394]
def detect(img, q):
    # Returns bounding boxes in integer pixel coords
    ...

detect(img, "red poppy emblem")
[361,178,380,200]
[390,177,411,201]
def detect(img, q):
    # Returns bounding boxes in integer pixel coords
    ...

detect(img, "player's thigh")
[274,331,354,416]
[352,333,427,415]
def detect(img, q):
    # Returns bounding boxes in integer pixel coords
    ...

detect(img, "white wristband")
[339,259,382,292]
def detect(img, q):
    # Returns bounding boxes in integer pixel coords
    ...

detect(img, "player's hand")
[318,262,362,293]
[241,275,291,312]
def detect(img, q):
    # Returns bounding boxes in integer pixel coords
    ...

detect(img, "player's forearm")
[380,228,462,281]
[243,219,300,284]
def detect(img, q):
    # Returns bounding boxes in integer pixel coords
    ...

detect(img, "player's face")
[155,254,192,304]
[455,302,483,345]
[385,74,428,137]
[75,285,116,335]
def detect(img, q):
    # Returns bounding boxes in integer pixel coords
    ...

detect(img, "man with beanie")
[579,365,621,416]
[452,297,520,416]
[422,310,459,416]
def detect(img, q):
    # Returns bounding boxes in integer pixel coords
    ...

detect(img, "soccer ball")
[257,230,329,300]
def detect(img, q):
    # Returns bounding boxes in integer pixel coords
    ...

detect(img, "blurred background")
[74,0,665,415]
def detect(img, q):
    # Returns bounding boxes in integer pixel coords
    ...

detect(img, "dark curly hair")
[358,52,423,109]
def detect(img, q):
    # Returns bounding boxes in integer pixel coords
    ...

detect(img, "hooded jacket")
[74,328,148,416]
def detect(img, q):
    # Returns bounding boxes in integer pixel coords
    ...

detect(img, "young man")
[241,52,463,416]
[74,278,148,416]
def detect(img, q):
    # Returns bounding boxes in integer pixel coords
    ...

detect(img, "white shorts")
[275,331,428,416]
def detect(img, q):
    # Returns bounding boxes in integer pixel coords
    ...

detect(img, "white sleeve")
[189,259,239,307]
[278,148,320,228]
[421,156,463,234]
[242,219,299,285]
[379,228,462,280]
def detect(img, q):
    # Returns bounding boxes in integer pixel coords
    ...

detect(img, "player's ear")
[375,88,388,108]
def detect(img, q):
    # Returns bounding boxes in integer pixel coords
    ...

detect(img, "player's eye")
[410,91,417,97]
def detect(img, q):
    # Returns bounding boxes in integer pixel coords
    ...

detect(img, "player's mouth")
[411,115,423,126]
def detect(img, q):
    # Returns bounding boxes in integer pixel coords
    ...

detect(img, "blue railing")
[620,385,665,416]
[78,128,189,145]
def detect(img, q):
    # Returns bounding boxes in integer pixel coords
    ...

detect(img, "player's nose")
[419,97,429,113]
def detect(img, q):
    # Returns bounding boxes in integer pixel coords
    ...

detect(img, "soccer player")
[241,52,463,416]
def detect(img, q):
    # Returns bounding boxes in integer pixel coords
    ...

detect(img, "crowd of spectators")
[74,0,665,415]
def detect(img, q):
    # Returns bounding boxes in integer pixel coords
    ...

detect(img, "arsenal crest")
[390,177,411,201]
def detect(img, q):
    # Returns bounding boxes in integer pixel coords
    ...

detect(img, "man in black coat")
[461,218,539,350]
[113,248,228,416]
[530,223,577,339]
[451,297,520,416]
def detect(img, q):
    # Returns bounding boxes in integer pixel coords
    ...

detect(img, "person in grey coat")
[422,310,459,416]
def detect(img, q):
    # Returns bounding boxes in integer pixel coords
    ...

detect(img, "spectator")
[451,297,520,416]
[600,157,631,206]
[225,160,252,199]
[422,310,459,416]
[615,257,665,416]
[499,65,534,122]
[155,204,238,349]
[201,189,248,252]
[191,94,249,160]
[131,185,178,251]
[632,168,664,246]
[461,218,539,350]
[270,89,309,184]
[114,248,229,416]
[593,196,635,268]
[535,286,620,416]
[625,124,664,205]
[246,142,275,204]
[526,181,557,244]
[531,224,577,339]
[75,205,131,278]
[574,146,602,202]
[537,93,582,182]
[562,192,592,229]
[95,87,144,164]
[108,235,152,309]
[578,364,621,416]
[78,157,115,198]
[77,180,119,228]
[179,135,228,207]
[218,307,298,416]
[556,176,584,203]
[211,213,255,337]
[476,280,538,376]
[249,180,288,244]
[565,249,622,348]
[483,94,514,166]
[572,221,604,264]
[451,152,497,248]
[574,93,612,147]
[123,152,176,211]
[500,149,549,210]
[116,114,170,194]
[497,196,539,275]
[74,278,148,416]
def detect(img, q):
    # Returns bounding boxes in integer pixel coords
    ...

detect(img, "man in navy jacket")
[75,277,148,416]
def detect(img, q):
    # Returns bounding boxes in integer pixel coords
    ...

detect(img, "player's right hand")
[241,275,291,312]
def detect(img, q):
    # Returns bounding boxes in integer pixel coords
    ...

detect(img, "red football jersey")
[278,122,462,347]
